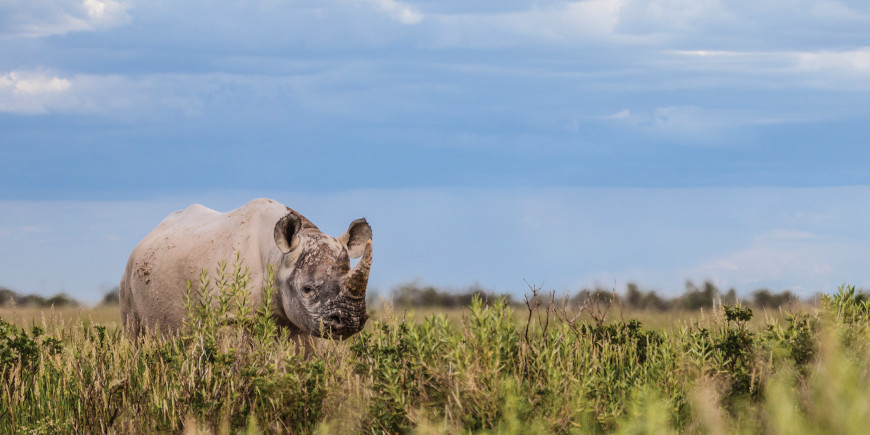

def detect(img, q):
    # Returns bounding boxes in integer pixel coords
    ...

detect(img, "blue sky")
[1,0,869,301]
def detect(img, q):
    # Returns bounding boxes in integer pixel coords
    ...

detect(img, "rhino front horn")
[343,239,372,298]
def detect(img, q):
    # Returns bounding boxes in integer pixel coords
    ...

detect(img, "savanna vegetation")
[2,263,870,433]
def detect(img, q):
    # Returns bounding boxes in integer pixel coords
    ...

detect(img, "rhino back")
[122,198,292,334]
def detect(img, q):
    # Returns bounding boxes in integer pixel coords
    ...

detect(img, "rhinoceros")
[120,198,372,339]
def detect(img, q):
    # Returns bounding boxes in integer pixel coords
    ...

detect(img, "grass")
[0,261,868,434]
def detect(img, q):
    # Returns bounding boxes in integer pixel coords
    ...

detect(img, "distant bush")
[44,294,79,308]
[678,280,719,310]
[101,287,120,305]
[752,288,797,308]
[0,287,15,305]
[624,283,671,310]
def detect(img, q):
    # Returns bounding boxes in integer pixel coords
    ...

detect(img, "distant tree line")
[0,286,121,308]
[389,282,514,308]
[0,281,850,311]
[573,281,798,311]
[0,286,79,308]
[388,280,813,311]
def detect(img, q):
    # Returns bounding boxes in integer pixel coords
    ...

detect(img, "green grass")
[1,262,868,433]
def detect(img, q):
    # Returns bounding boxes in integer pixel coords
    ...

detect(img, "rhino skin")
[120,198,372,339]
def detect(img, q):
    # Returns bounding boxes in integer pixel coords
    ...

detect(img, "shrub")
[101,287,120,305]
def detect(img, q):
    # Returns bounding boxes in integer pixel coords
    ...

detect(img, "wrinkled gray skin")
[120,198,372,339]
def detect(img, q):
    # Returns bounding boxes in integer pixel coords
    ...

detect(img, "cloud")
[0,70,216,116]
[364,0,423,24]
[0,71,71,114]
[2,72,71,94]
[0,0,131,38]
[0,66,442,118]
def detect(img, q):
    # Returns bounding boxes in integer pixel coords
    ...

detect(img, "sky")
[1,0,869,302]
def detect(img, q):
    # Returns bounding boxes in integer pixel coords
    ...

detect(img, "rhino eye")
[301,285,315,295]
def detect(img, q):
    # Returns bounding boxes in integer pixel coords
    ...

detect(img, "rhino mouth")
[313,310,369,339]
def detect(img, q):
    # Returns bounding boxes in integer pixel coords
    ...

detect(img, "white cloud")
[0,66,437,118]
[364,0,423,24]
[0,0,131,38]
[0,71,71,114]
[0,70,209,115]
[0,71,70,94]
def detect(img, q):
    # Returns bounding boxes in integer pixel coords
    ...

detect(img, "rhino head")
[272,213,372,339]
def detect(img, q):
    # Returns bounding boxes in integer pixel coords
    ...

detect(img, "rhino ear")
[338,218,372,259]
[274,213,303,254]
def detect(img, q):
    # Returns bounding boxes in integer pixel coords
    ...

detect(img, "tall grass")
[2,258,870,433]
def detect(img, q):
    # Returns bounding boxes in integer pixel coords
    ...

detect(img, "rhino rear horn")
[274,213,303,254]
[343,239,372,298]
